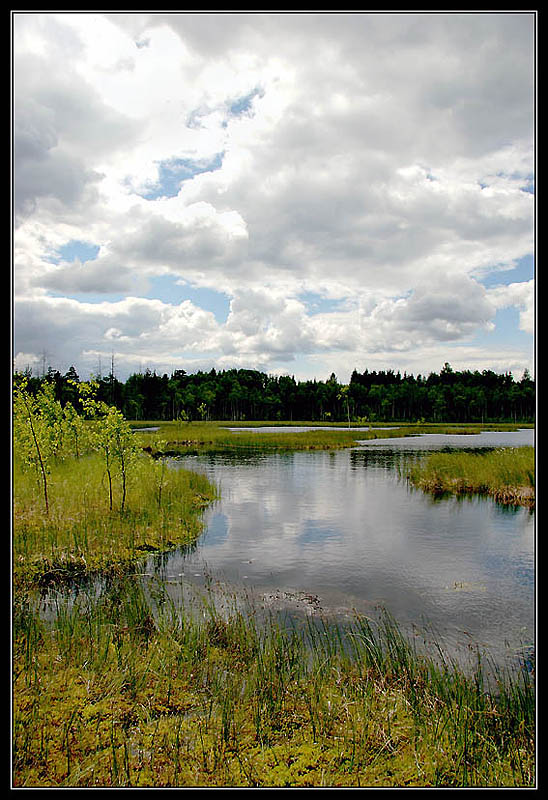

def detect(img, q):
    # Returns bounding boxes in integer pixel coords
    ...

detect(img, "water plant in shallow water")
[407,447,535,507]
[12,393,535,787]
[12,586,535,788]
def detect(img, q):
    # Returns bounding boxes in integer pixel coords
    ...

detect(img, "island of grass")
[407,446,535,508]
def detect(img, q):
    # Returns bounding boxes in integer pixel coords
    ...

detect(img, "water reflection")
[156,429,534,665]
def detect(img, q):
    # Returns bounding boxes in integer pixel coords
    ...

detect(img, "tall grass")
[407,447,535,507]
[13,584,535,787]
[13,451,218,590]
[13,422,535,787]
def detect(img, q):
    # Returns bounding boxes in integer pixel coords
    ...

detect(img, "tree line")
[14,361,535,424]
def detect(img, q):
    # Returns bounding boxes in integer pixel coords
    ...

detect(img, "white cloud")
[13,294,222,376]
[12,12,535,381]
[487,280,535,336]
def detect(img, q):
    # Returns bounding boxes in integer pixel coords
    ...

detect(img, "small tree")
[78,382,140,513]
[110,407,140,513]
[13,379,61,514]
[61,400,89,459]
[338,385,352,427]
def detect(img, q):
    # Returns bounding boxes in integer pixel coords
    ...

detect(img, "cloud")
[13,21,139,223]
[356,274,497,355]
[13,294,221,375]
[487,280,535,335]
[12,12,535,380]
[37,258,136,295]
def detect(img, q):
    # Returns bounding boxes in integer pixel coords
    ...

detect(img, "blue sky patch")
[465,304,532,360]
[47,239,100,265]
[138,153,224,200]
[227,87,264,118]
[299,291,344,315]
[147,275,231,322]
[478,254,534,288]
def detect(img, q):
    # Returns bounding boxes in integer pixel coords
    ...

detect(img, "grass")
[407,447,535,507]
[13,583,535,787]
[13,450,218,591]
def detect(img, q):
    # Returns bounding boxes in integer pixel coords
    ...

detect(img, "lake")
[145,428,535,668]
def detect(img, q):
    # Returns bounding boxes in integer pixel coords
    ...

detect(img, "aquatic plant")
[12,397,535,787]
[407,447,535,507]
[132,420,531,457]
[12,588,535,788]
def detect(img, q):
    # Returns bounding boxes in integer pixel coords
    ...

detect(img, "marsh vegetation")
[132,418,533,456]
[13,583,534,788]
[407,447,535,508]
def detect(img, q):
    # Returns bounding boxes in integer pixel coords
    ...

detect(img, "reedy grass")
[407,447,535,507]
[13,584,535,788]
[12,421,535,787]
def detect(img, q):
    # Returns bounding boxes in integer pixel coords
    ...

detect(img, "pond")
[146,428,535,668]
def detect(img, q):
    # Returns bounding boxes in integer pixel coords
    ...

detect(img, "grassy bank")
[13,451,218,591]
[407,447,535,507]
[13,584,534,788]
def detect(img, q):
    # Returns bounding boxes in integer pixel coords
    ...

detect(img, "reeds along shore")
[13,581,535,788]
[407,446,535,508]
[132,419,533,455]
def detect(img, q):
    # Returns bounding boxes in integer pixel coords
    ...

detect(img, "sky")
[12,11,536,384]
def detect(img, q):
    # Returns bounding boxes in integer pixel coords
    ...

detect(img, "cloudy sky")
[12,11,535,383]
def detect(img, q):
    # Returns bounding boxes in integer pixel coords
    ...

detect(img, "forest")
[14,361,535,424]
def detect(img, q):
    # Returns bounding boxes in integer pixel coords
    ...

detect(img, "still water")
[151,429,535,665]
[222,425,399,433]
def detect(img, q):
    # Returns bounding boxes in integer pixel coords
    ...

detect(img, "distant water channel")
[222,425,399,433]
[146,428,535,668]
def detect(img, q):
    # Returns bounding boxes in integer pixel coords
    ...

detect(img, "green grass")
[12,421,536,787]
[13,585,535,787]
[13,450,218,590]
[407,447,535,507]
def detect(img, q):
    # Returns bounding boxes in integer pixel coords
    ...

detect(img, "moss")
[13,603,535,787]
